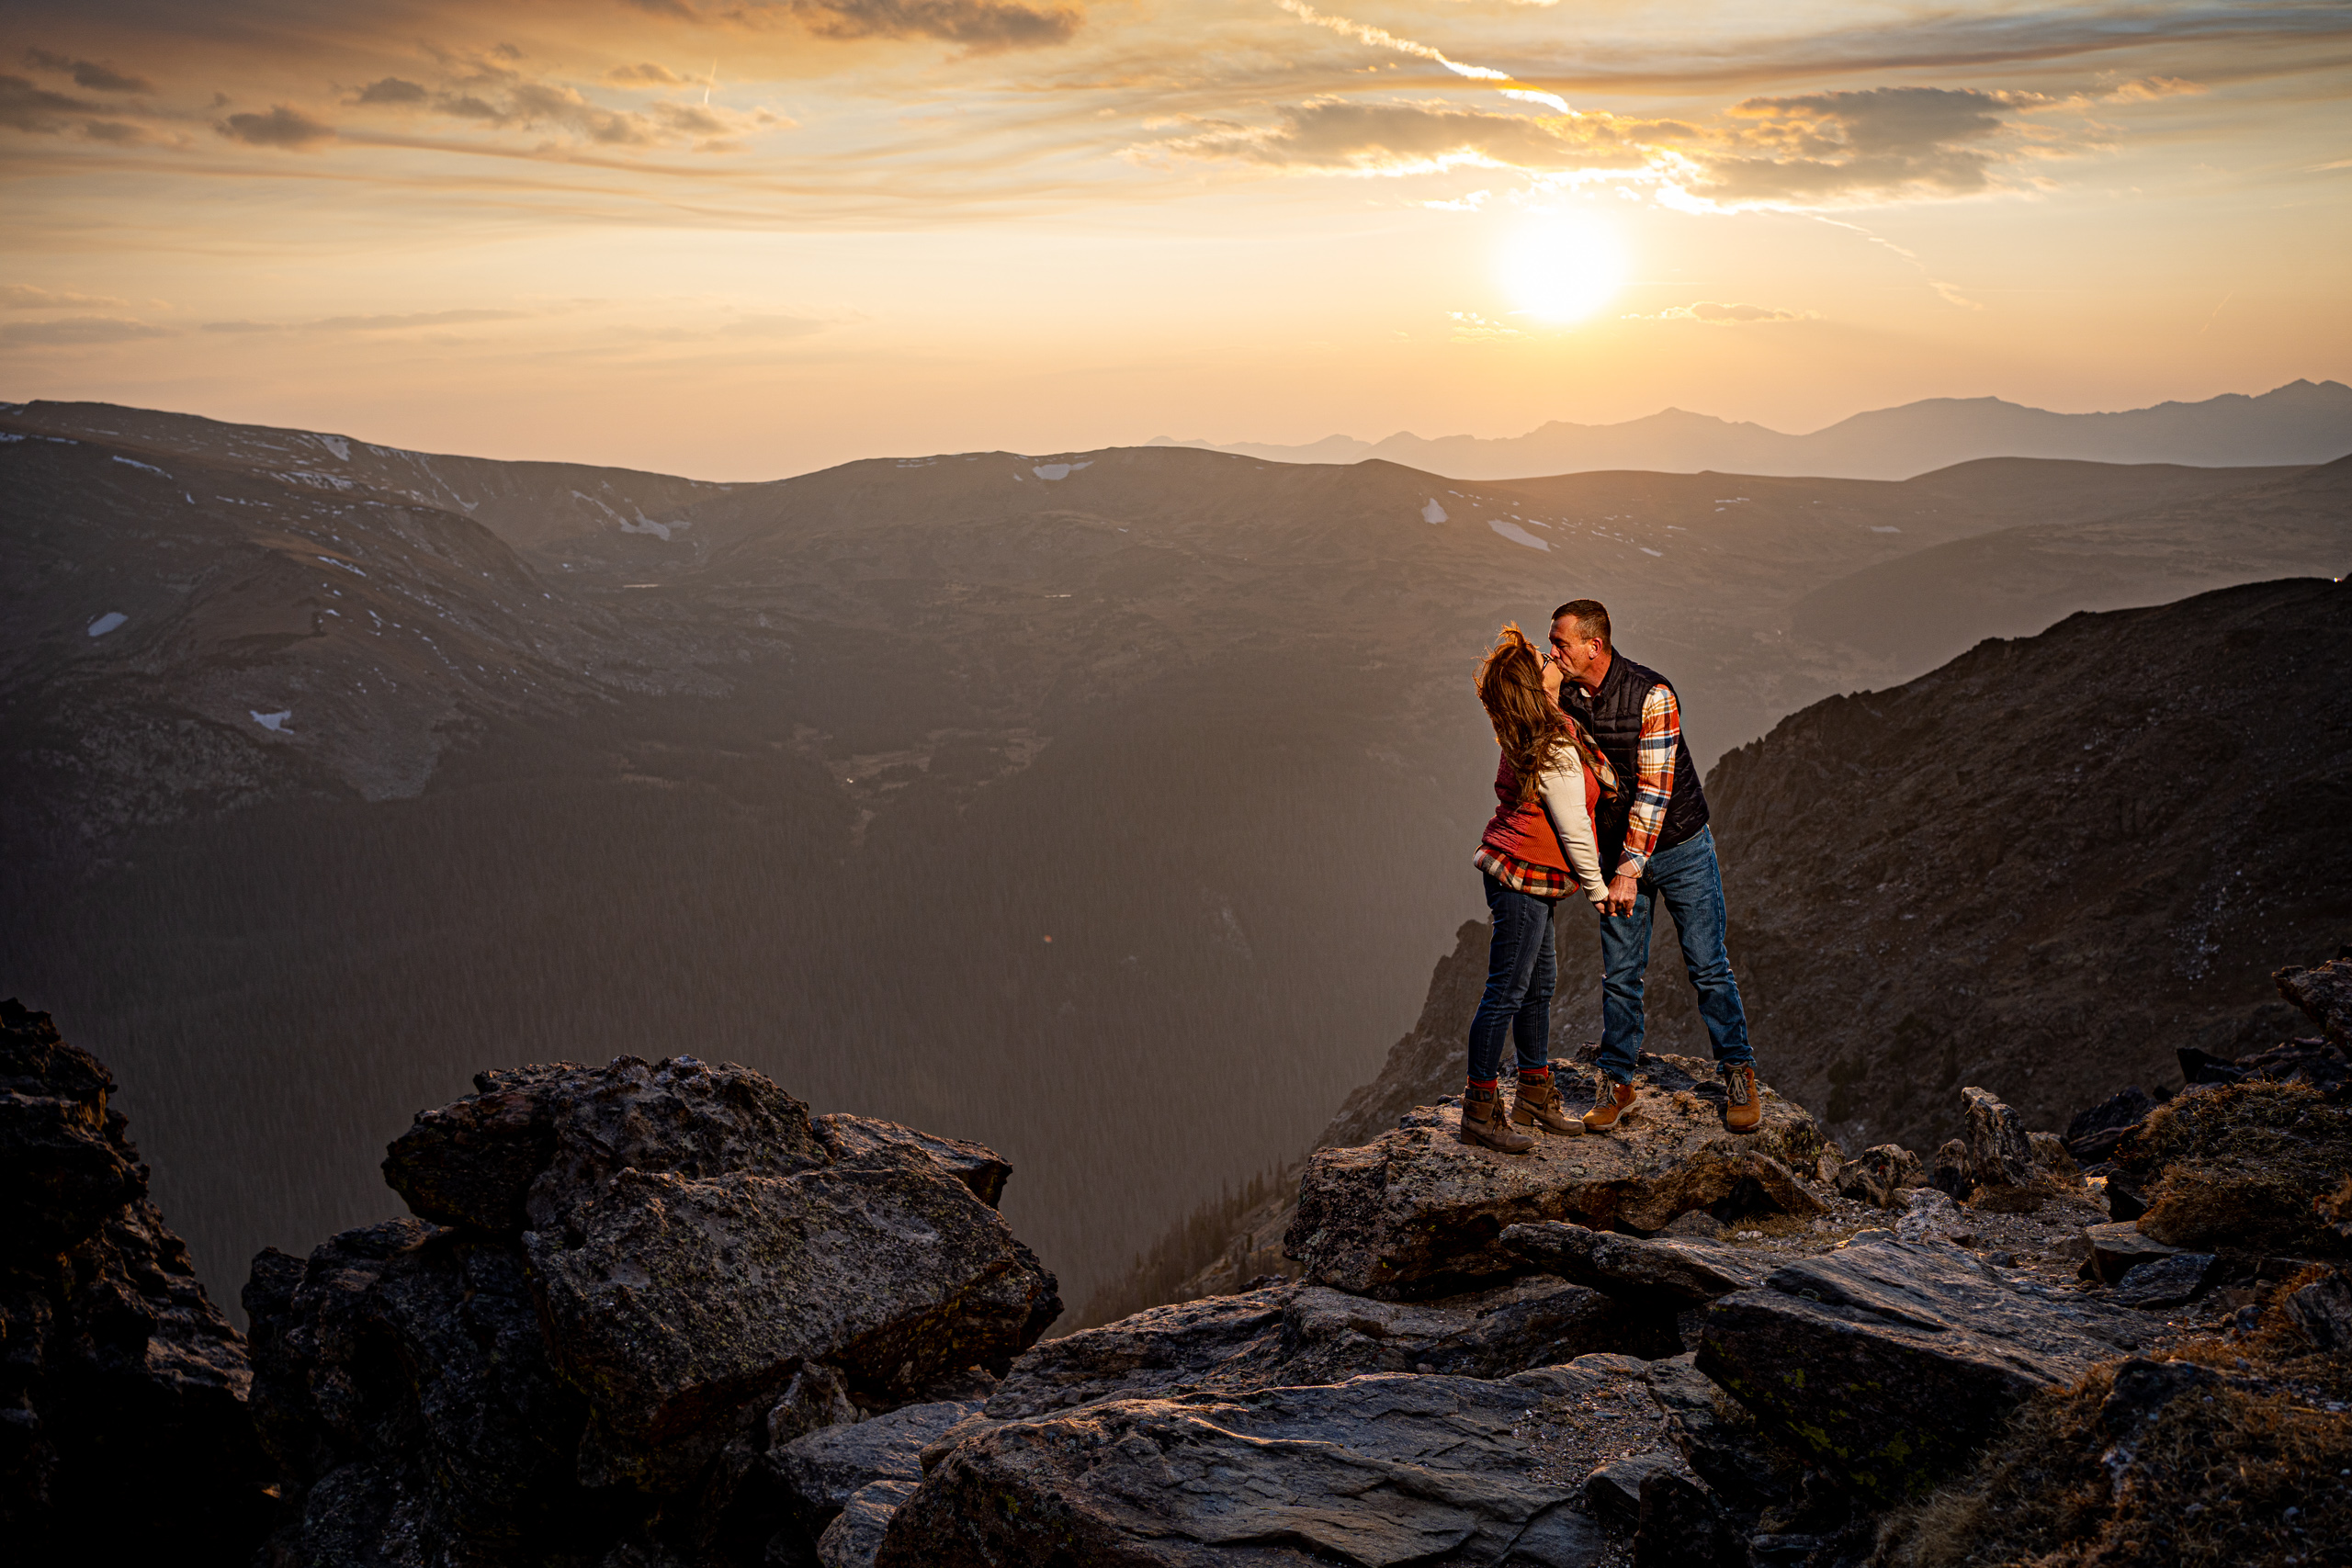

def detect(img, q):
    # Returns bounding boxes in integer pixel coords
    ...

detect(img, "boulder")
[252,1054,1060,1563]
[2063,1087,2158,1164]
[1928,1139,1972,1200]
[0,999,274,1565]
[2082,1220,2177,1285]
[2109,1252,2216,1310]
[1893,1189,1970,1245]
[2283,1269,2352,1350]
[1834,1145,1926,1209]
[1285,1055,1829,1299]
[1694,1237,2145,1506]
[2277,957,2352,1049]
[1634,1468,1744,1568]
[1499,1222,1770,1307]
[767,1398,978,1558]
[1637,1353,1793,1517]
[984,1275,1667,1420]
[1584,1450,1688,1524]
[876,1370,1618,1567]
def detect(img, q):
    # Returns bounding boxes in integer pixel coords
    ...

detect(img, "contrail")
[1273,0,1571,115]
[704,61,718,107]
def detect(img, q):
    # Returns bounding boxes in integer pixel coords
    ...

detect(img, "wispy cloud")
[21,47,153,95]
[1623,301,1815,323]
[203,309,532,333]
[1,315,173,345]
[3,283,132,310]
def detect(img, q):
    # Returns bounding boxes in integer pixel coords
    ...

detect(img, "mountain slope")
[1792,454,2352,671]
[1175,379,2352,481]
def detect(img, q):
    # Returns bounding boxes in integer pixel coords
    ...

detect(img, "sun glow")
[1498,216,1630,322]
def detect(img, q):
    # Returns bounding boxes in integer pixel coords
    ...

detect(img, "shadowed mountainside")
[4,397,2342,1324]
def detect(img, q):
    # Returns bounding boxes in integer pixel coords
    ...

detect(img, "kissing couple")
[1459,598,1764,1152]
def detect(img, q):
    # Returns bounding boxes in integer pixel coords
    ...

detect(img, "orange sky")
[5,0,2348,479]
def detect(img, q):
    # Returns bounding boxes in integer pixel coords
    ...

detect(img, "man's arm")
[1615,682,1681,881]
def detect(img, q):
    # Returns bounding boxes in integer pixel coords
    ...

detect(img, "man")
[1547,599,1762,1134]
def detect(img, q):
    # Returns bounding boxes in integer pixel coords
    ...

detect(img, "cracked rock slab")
[876,1372,1611,1568]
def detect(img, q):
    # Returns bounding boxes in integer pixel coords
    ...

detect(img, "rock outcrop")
[1286,1055,1829,1298]
[248,1054,1060,1566]
[1695,1237,2145,1505]
[0,999,273,1564]
[876,1368,1618,1568]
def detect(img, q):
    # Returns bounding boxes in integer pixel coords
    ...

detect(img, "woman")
[1461,625,1617,1153]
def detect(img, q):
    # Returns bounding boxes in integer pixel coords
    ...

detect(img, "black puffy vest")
[1567,650,1709,871]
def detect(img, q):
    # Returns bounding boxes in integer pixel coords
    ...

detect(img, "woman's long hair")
[1476,625,1617,807]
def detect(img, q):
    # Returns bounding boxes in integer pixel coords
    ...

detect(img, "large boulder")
[1286,1055,1829,1298]
[1834,1145,1927,1209]
[984,1274,1668,1421]
[0,999,274,1564]
[766,1398,981,1568]
[876,1369,1619,1567]
[251,1054,1060,1565]
[1694,1237,2146,1506]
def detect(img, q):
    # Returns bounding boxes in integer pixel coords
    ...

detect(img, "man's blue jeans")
[1466,874,1556,1083]
[1596,825,1753,1083]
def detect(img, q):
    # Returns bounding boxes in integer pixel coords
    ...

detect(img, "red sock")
[1519,1066,1552,1083]
[1466,1077,1499,1092]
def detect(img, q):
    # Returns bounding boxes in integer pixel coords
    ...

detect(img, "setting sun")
[1498,215,1630,322]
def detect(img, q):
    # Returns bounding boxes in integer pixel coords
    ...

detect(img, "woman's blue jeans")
[1466,874,1557,1083]
[1595,825,1753,1083]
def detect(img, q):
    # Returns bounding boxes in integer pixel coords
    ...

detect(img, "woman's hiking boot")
[1459,1082,1534,1154]
[1509,1069,1586,1136]
[1581,1073,1638,1132]
[1721,1064,1762,1134]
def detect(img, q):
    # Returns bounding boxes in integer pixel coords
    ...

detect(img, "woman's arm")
[1536,750,1610,903]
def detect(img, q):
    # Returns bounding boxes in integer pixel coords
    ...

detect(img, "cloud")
[1688,86,2048,203]
[1157,100,1664,175]
[22,49,153,95]
[2102,75,2205,103]
[2,283,130,310]
[1449,311,1526,342]
[605,63,689,85]
[203,309,530,333]
[0,73,95,132]
[1625,300,1814,323]
[217,105,336,149]
[352,77,429,106]
[628,0,1080,49]
[1,316,172,345]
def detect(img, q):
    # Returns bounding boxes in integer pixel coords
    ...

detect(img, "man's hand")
[1600,874,1640,917]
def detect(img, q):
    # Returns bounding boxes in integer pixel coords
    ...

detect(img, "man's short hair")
[1551,599,1611,650]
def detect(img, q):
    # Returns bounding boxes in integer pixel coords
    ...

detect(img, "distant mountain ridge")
[1157,379,2352,481]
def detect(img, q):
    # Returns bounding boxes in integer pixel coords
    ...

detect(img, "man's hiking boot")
[1721,1063,1762,1134]
[1459,1082,1534,1154]
[1581,1074,1638,1132]
[1510,1070,1586,1136]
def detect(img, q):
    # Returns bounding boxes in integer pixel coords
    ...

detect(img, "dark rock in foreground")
[251,1054,1059,1565]
[1286,1054,1830,1298]
[0,998,273,1564]
[877,1369,1618,1567]
[1500,1222,1770,1308]
[1696,1236,2145,1506]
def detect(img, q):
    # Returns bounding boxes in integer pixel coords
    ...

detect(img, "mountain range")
[3,396,2346,1322]
[1159,379,2352,481]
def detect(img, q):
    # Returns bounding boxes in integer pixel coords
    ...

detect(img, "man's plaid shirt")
[1617,682,1682,879]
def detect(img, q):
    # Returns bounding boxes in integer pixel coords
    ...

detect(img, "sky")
[3,0,2347,479]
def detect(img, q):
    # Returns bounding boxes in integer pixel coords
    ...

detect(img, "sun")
[1498,215,1629,322]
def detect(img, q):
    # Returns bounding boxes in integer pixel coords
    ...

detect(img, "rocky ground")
[3,951,2347,1565]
